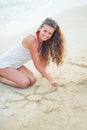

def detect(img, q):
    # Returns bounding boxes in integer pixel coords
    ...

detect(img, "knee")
[20,79,30,89]
[30,77,37,85]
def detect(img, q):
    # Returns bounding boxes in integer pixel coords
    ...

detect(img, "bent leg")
[0,76,21,88]
[0,67,31,88]
[18,65,37,85]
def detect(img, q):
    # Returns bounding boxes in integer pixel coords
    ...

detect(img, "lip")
[42,36,49,40]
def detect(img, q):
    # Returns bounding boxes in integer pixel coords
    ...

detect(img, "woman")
[0,17,65,88]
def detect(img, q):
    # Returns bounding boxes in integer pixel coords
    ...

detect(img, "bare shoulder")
[23,34,36,43]
[22,34,36,49]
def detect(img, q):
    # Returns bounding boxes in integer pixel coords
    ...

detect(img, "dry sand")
[0,5,87,130]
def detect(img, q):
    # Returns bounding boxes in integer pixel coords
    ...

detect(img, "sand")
[0,5,87,130]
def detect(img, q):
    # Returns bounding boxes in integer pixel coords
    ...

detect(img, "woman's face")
[39,24,55,41]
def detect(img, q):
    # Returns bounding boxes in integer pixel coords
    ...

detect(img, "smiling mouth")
[43,38,48,41]
[43,36,49,39]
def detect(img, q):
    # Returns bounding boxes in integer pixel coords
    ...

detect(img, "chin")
[43,39,47,41]
[43,38,49,41]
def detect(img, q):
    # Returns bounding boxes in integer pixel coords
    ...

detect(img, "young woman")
[0,17,65,88]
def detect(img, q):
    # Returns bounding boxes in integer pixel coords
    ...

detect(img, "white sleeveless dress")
[0,38,35,69]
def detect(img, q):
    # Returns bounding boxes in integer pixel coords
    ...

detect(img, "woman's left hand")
[50,79,58,87]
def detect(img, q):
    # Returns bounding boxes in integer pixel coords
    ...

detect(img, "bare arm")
[38,54,48,69]
[23,35,58,87]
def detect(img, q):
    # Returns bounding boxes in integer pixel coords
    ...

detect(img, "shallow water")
[0,0,87,37]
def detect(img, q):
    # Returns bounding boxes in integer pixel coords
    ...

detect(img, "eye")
[49,32,52,35]
[44,30,47,33]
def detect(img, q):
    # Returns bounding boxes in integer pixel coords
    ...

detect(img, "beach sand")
[0,5,87,130]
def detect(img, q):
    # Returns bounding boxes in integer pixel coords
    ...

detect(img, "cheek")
[48,34,52,39]
[40,31,44,36]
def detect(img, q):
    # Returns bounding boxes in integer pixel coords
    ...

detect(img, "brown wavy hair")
[39,17,66,66]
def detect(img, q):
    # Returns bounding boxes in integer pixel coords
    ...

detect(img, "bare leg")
[18,65,37,85]
[0,76,21,88]
[0,67,32,88]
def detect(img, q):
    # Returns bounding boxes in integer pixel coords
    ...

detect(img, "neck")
[36,30,43,49]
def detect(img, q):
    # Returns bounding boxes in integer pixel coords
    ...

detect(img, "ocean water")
[0,0,87,37]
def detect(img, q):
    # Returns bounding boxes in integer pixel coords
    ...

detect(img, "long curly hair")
[39,17,66,66]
